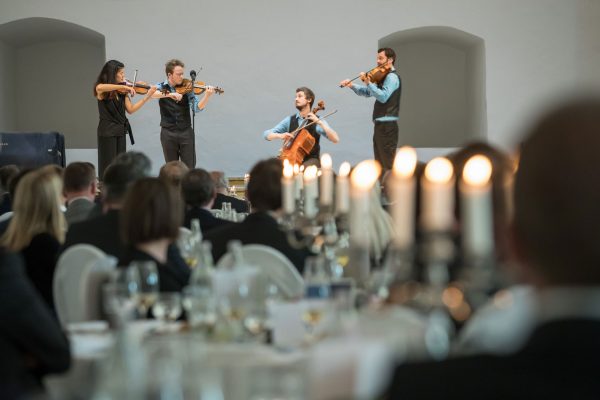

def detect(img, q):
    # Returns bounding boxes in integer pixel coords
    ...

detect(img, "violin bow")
[339,65,381,88]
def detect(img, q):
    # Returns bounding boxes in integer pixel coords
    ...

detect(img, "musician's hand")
[359,72,370,84]
[147,85,158,97]
[280,133,293,141]
[205,87,215,95]
[306,113,318,123]
[340,79,352,88]
[169,92,183,102]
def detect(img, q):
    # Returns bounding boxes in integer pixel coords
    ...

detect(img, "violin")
[167,78,224,96]
[120,79,153,95]
[340,63,392,87]
[279,101,326,165]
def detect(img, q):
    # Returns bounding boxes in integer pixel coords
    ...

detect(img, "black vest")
[289,114,321,161]
[372,70,401,120]
[159,87,192,130]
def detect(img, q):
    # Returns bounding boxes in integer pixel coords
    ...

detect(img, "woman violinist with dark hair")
[94,60,157,178]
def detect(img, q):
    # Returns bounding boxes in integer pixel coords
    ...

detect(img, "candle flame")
[350,160,381,190]
[293,164,300,175]
[321,153,332,169]
[424,157,453,184]
[339,162,351,177]
[283,163,294,179]
[303,165,318,181]
[463,155,492,186]
[393,146,417,178]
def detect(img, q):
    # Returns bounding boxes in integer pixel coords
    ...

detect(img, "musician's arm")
[367,73,399,103]
[317,120,339,144]
[263,117,292,141]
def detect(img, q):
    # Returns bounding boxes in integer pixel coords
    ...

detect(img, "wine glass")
[152,293,183,326]
[182,286,218,334]
[129,261,159,317]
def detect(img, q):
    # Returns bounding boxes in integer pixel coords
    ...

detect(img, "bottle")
[189,241,215,296]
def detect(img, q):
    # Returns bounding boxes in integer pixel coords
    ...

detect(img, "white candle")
[460,155,493,257]
[303,165,319,219]
[421,157,454,232]
[350,160,381,247]
[391,146,417,249]
[336,162,351,215]
[293,164,302,200]
[282,161,295,214]
[320,153,334,206]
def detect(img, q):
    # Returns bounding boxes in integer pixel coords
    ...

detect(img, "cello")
[279,101,326,165]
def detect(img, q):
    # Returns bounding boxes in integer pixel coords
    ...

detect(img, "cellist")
[263,87,339,167]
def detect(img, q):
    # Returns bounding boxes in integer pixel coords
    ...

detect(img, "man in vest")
[263,87,339,167]
[340,48,401,174]
[154,59,215,168]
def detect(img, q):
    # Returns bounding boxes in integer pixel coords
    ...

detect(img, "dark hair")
[63,162,96,192]
[159,161,189,188]
[246,158,282,212]
[0,165,19,192]
[120,178,181,246]
[514,97,600,285]
[296,87,315,108]
[102,163,143,204]
[112,151,152,177]
[94,59,124,98]
[378,47,396,64]
[182,169,215,207]
[165,59,184,76]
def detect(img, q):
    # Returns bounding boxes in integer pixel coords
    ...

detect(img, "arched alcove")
[379,27,486,147]
[0,17,105,148]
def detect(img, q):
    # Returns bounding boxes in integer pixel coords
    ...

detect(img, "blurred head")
[182,169,216,208]
[102,163,144,207]
[159,161,189,189]
[1,167,66,251]
[246,158,282,212]
[210,171,229,194]
[120,177,182,247]
[112,151,152,178]
[63,162,96,198]
[513,96,600,286]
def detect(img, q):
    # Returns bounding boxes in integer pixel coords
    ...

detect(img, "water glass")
[129,261,160,316]
[152,292,183,324]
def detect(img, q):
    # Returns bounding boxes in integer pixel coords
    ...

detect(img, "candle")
[421,157,454,232]
[336,162,351,215]
[460,155,493,257]
[293,164,302,200]
[350,160,381,247]
[391,146,417,249]
[320,153,334,206]
[303,165,319,219]
[282,161,295,214]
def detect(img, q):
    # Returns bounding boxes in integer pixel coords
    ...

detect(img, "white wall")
[1,0,599,175]
[0,40,16,131]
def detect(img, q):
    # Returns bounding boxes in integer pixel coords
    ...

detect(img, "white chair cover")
[53,244,117,326]
[217,244,304,299]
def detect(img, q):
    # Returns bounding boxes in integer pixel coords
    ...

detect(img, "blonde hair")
[1,167,66,251]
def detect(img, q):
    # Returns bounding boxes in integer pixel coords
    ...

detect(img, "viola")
[279,101,325,165]
[340,63,392,87]
[167,78,224,96]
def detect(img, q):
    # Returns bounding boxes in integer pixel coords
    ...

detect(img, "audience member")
[63,161,97,225]
[159,160,189,189]
[0,167,66,312]
[0,248,70,398]
[181,168,231,232]
[120,178,190,292]
[0,164,19,215]
[205,158,312,273]
[210,170,250,213]
[387,97,600,398]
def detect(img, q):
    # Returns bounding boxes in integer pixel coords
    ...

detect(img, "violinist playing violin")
[94,59,157,178]
[263,87,339,167]
[340,48,401,174]
[152,59,216,168]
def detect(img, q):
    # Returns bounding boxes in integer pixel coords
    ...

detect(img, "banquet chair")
[53,244,117,326]
[216,244,304,299]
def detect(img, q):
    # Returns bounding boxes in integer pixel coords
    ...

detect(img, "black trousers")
[98,135,126,180]
[373,121,399,172]
[160,126,196,168]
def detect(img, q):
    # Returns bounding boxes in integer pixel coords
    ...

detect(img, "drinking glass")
[182,286,218,334]
[152,292,183,324]
[129,261,159,316]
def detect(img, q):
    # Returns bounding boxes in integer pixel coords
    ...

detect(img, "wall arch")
[379,26,486,147]
[0,17,105,148]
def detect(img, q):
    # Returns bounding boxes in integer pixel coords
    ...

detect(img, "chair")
[216,244,304,299]
[53,244,117,326]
